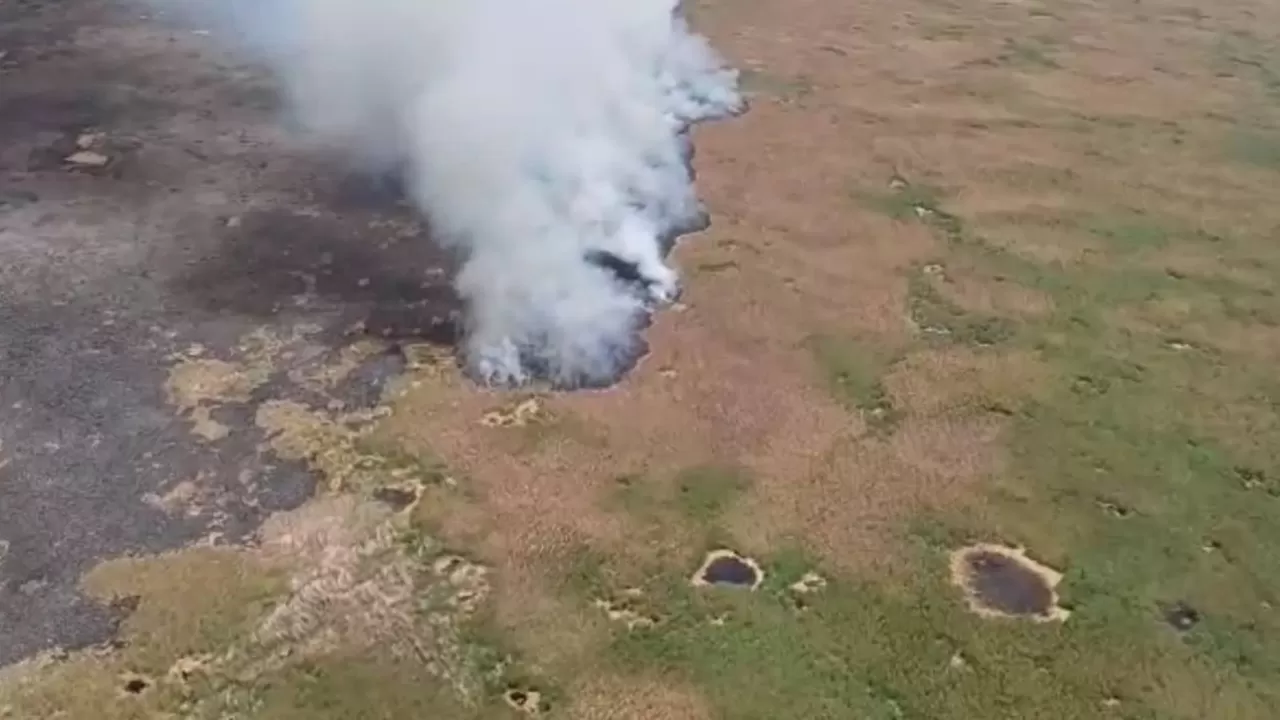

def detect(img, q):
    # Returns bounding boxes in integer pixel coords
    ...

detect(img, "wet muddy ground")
[0,0,453,664]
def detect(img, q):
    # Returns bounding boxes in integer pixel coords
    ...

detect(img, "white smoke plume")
[149,0,743,388]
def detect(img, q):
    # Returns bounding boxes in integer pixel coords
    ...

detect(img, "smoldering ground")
[145,0,744,389]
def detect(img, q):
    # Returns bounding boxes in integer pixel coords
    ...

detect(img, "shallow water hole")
[371,485,417,511]
[503,688,549,715]
[691,549,764,590]
[1163,602,1201,632]
[120,675,152,696]
[969,552,1050,615]
[950,544,1070,622]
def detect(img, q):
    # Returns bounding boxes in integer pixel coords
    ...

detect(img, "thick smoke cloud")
[149,0,743,388]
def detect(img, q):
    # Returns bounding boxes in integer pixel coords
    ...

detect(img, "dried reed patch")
[729,414,1007,574]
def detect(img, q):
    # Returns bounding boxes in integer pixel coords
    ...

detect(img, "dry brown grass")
[730,415,1006,574]
[348,0,1061,690]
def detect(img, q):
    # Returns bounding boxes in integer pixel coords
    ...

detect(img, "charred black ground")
[0,0,744,668]
[0,0,454,666]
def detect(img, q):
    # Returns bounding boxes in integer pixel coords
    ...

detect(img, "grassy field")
[6,0,1280,717]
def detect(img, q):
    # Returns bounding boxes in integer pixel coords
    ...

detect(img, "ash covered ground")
[0,0,456,664]
[0,0,737,664]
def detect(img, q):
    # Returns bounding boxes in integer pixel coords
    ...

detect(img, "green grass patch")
[950,332,1280,706]
[997,38,1060,70]
[860,181,946,220]
[805,334,904,433]
[563,533,1273,720]
[673,465,754,522]
[959,210,1280,337]
[250,656,475,720]
[907,268,1020,347]
[924,205,1280,710]
[1082,212,1175,253]
[1211,36,1280,102]
[1226,130,1280,171]
[602,465,754,534]
[857,180,965,240]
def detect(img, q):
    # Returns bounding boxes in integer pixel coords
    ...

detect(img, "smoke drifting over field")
[153,0,744,388]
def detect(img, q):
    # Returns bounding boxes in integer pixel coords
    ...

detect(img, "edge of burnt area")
[457,106,749,391]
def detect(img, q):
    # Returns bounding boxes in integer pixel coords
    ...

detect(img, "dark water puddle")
[691,549,763,590]
[950,544,1069,622]
[966,551,1053,616]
